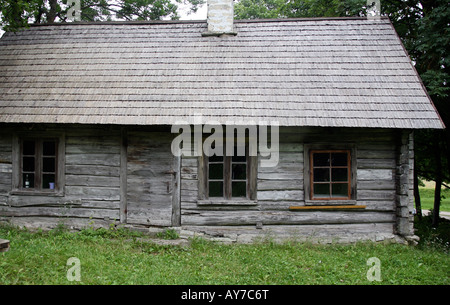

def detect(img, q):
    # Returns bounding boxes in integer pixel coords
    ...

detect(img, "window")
[310,150,351,200]
[208,152,248,199]
[199,142,257,202]
[21,139,58,190]
[13,133,65,195]
[304,145,356,204]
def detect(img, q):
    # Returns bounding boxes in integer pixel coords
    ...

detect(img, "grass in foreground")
[0,223,448,285]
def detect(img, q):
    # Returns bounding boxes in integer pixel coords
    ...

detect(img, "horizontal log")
[127,207,172,226]
[357,180,395,190]
[357,169,393,181]
[65,186,120,201]
[66,154,120,167]
[257,179,303,191]
[66,175,120,187]
[0,163,12,173]
[0,205,119,219]
[258,172,302,180]
[181,210,395,226]
[289,205,366,210]
[1,216,118,230]
[183,222,395,241]
[257,190,304,201]
[357,189,396,201]
[66,164,120,177]
[357,159,396,169]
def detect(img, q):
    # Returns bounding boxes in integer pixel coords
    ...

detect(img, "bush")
[415,215,450,253]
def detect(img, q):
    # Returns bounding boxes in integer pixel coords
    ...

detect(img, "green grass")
[0,224,448,285]
[418,187,450,212]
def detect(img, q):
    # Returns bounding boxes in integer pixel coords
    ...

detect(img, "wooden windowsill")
[197,199,258,206]
[289,205,366,211]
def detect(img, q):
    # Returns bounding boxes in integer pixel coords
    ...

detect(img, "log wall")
[0,125,180,229]
[0,125,122,228]
[181,127,412,241]
[0,124,414,242]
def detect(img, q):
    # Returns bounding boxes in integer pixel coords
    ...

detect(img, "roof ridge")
[25,16,389,28]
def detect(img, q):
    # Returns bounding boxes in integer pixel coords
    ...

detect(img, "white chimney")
[203,0,237,36]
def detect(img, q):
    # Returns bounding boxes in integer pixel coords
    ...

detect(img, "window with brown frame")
[310,150,351,200]
[13,133,65,195]
[20,139,58,191]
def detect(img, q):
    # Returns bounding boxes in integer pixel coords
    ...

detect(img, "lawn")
[0,223,448,285]
[418,187,450,212]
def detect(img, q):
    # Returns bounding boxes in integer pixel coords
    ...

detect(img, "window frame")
[304,144,357,205]
[198,144,257,205]
[12,132,65,196]
[207,153,249,200]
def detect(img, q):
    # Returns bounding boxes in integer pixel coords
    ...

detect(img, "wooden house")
[0,0,444,243]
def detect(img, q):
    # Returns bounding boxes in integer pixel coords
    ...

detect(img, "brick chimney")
[202,0,237,36]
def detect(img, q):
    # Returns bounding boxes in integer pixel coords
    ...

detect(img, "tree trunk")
[432,132,442,227]
[414,158,422,220]
[47,0,58,23]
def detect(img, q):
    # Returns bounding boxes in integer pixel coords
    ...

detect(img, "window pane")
[23,173,34,188]
[313,153,330,166]
[23,140,35,155]
[23,157,35,172]
[331,153,348,166]
[332,183,349,197]
[209,181,223,197]
[43,141,56,156]
[232,181,246,197]
[232,164,246,180]
[209,163,223,180]
[43,157,56,173]
[313,183,330,197]
[332,168,348,182]
[43,174,56,189]
[313,168,329,182]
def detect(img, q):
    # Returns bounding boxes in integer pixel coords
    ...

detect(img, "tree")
[0,0,205,31]
[234,0,369,20]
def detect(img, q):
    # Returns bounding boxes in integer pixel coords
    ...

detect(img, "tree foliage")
[234,0,370,20]
[0,0,205,31]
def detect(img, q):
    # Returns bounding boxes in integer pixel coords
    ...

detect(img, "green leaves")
[0,0,206,31]
[234,0,368,20]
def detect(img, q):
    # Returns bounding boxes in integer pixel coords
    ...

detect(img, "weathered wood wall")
[181,127,408,240]
[126,129,174,227]
[0,128,12,209]
[0,124,176,229]
[0,124,414,242]
[0,125,122,228]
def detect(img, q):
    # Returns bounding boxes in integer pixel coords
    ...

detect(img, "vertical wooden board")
[171,155,181,226]
[126,131,174,226]
[120,128,128,223]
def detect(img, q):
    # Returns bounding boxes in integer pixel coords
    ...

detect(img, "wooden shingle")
[0,17,444,129]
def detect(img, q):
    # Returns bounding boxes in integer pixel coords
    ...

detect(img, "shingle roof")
[0,17,444,129]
